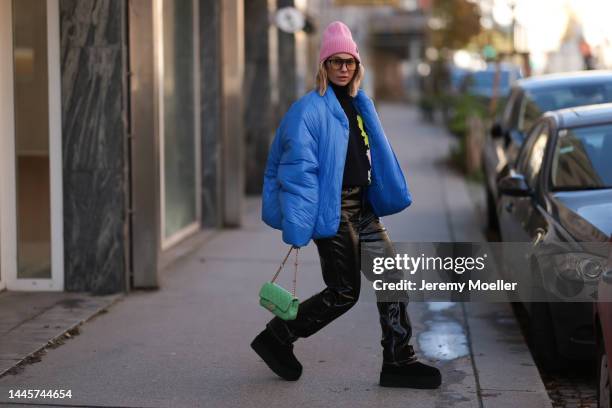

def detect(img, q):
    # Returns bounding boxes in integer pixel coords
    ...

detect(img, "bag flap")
[259,282,297,312]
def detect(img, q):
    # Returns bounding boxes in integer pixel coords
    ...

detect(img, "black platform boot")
[375,300,441,389]
[251,328,302,381]
[379,361,442,389]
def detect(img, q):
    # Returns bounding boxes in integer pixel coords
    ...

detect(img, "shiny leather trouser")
[267,186,416,366]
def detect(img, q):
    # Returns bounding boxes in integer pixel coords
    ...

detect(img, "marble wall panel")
[199,0,222,228]
[61,46,124,171]
[277,0,297,116]
[60,0,127,293]
[60,0,121,48]
[244,0,273,195]
[63,170,126,294]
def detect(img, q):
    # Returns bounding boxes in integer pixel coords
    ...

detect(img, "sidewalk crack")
[3,303,58,335]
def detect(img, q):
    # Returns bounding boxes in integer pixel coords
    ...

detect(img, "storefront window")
[13,0,52,279]
[161,0,199,241]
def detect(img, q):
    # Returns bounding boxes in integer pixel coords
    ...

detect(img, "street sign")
[273,7,306,33]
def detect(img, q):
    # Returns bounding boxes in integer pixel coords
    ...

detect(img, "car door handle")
[532,228,545,247]
[504,202,514,213]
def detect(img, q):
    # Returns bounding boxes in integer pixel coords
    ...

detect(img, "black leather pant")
[267,186,416,366]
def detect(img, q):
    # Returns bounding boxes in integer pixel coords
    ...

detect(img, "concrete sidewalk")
[0,105,551,408]
[0,291,121,378]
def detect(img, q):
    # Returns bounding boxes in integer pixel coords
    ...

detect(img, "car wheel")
[598,337,611,408]
[528,301,562,373]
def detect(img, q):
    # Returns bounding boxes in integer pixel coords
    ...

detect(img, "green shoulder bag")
[259,246,299,321]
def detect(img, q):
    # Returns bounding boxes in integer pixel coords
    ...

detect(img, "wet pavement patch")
[418,302,470,361]
[427,301,456,312]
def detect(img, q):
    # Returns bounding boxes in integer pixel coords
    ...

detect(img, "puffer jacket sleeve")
[261,127,283,230]
[356,92,412,216]
[277,117,319,247]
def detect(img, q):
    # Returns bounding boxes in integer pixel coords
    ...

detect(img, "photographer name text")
[373,279,517,292]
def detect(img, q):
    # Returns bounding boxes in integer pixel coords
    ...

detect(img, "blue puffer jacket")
[262,86,412,247]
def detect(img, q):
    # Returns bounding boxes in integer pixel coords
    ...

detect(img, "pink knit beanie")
[319,21,360,63]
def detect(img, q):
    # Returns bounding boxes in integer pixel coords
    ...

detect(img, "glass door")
[0,0,63,291]
[155,0,201,249]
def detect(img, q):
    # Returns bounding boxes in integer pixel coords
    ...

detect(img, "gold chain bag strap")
[258,246,299,320]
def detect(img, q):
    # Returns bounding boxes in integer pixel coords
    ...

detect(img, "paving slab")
[0,291,122,377]
[465,302,551,407]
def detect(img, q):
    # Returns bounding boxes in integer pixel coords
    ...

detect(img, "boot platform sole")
[379,372,442,389]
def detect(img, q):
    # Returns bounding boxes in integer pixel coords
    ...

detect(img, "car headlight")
[553,252,607,282]
[578,258,604,279]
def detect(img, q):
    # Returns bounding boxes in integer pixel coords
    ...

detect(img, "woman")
[251,21,441,389]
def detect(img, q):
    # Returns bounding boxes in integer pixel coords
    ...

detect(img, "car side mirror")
[491,123,503,139]
[498,174,531,197]
[496,164,511,182]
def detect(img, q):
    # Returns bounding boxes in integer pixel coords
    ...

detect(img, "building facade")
[0,0,299,295]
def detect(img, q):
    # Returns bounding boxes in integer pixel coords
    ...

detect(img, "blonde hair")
[316,60,365,97]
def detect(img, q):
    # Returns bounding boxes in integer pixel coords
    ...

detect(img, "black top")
[329,82,371,187]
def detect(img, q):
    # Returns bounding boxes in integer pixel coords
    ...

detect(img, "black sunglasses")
[326,57,359,71]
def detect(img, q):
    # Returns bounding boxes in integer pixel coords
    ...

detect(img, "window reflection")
[525,130,548,187]
[552,126,612,190]
[161,0,198,240]
[13,0,52,279]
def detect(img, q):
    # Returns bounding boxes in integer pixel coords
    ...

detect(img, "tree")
[429,0,482,51]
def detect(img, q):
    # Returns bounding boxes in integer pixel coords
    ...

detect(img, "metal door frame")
[0,0,64,291]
